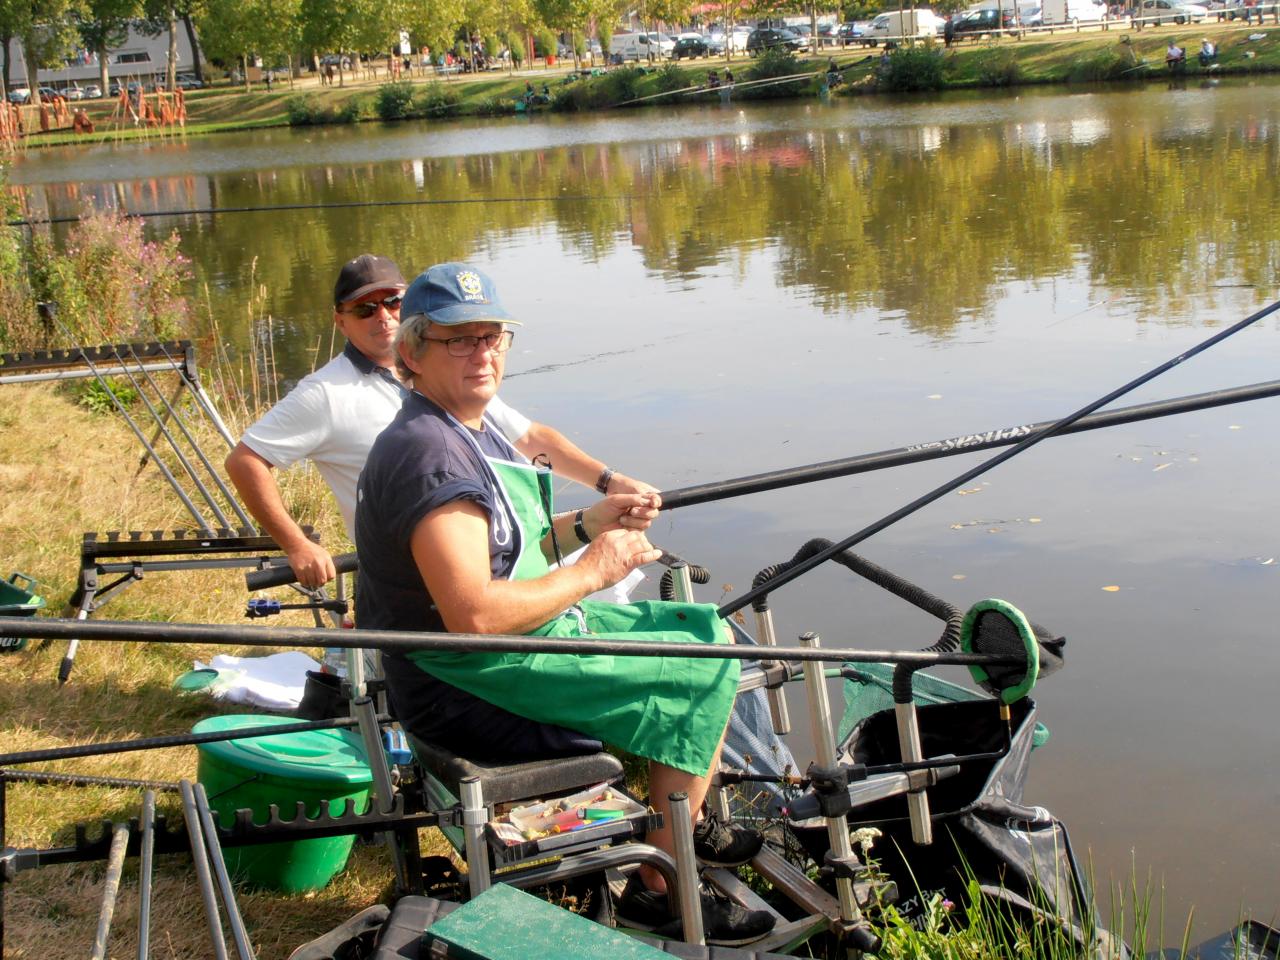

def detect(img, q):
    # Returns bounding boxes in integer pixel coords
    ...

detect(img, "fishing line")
[718,295,1280,618]
[6,193,635,227]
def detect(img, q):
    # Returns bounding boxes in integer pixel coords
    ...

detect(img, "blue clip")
[244,598,282,618]
[382,728,412,766]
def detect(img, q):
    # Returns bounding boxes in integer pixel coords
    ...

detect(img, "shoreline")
[8,23,1278,151]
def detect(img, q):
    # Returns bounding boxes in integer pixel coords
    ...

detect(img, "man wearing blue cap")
[226,253,654,589]
[355,262,774,946]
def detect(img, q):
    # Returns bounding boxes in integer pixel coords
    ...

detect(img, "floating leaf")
[1152,463,1171,472]
[987,527,1002,534]
[926,394,942,400]
[1101,585,1121,592]
[1028,517,1042,523]
[951,574,966,580]
[957,487,983,496]
[1229,425,1243,431]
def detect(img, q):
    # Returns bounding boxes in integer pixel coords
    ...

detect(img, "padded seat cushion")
[408,733,623,806]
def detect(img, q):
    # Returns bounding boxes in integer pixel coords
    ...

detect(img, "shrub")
[0,200,191,352]
[1069,46,1138,82]
[878,42,946,91]
[336,95,370,123]
[375,81,415,120]
[534,28,558,59]
[551,66,645,111]
[974,48,1022,86]
[741,47,809,99]
[414,82,462,118]
[284,94,326,125]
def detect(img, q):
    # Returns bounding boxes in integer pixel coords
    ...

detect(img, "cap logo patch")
[457,271,486,303]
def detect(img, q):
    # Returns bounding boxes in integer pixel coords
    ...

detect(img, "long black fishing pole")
[0,616,1020,668]
[6,193,635,227]
[660,378,1280,511]
[718,296,1280,618]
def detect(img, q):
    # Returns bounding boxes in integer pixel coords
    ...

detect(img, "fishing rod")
[0,616,1025,668]
[660,378,1280,511]
[6,193,635,227]
[718,296,1280,618]
[623,69,817,106]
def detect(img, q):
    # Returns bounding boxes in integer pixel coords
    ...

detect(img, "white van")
[608,32,676,61]
[1040,0,1108,21]
[864,8,943,42]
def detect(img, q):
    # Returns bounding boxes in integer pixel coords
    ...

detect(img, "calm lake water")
[10,77,1280,941]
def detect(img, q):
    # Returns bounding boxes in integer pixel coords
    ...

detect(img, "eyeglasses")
[342,295,403,319]
[423,330,515,357]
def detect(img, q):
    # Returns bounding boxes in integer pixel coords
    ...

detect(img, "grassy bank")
[12,22,1278,150]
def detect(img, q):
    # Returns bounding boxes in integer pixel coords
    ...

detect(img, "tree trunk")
[338,54,345,87]
[2,33,13,102]
[166,8,178,90]
[23,35,42,105]
[242,52,250,92]
[287,52,294,88]
[182,14,203,83]
[96,42,110,93]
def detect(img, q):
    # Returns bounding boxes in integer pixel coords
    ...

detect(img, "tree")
[80,0,139,92]
[20,0,85,102]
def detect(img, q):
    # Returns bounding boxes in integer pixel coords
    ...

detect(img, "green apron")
[406,426,739,776]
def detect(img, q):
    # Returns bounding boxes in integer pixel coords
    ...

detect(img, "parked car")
[817,22,841,46]
[1020,5,1045,24]
[746,27,805,54]
[864,9,944,42]
[7,87,30,104]
[951,8,1019,35]
[176,74,203,89]
[1138,0,1209,21]
[836,21,866,42]
[787,23,815,50]
[672,35,710,58]
[83,83,103,99]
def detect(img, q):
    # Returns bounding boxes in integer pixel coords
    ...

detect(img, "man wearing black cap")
[227,254,653,589]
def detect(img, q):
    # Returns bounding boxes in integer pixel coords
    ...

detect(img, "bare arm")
[513,421,658,496]
[411,500,661,636]
[225,442,336,588]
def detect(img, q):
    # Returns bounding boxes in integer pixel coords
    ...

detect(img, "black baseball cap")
[333,254,406,306]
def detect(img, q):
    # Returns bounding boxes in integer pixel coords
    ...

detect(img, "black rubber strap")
[573,510,591,544]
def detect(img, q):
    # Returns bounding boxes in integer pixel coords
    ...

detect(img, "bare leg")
[638,738,725,893]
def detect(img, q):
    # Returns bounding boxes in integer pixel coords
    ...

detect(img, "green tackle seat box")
[193,714,374,893]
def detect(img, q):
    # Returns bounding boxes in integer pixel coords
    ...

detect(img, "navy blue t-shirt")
[354,391,518,635]
[354,392,601,761]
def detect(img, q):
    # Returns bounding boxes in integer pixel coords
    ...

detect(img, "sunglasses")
[343,295,403,319]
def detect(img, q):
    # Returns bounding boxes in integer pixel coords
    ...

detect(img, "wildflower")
[849,826,882,856]
[942,898,955,912]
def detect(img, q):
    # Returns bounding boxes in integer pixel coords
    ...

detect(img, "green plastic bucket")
[193,714,373,893]
[0,572,45,653]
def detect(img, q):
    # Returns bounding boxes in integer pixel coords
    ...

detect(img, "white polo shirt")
[240,342,531,537]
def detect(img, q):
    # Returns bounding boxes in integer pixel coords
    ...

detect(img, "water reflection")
[11,80,1279,380]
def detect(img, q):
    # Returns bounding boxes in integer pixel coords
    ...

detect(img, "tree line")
[1,0,896,102]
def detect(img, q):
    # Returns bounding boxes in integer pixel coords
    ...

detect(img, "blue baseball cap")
[400,262,520,327]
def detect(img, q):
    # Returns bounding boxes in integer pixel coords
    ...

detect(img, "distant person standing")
[944,15,956,46]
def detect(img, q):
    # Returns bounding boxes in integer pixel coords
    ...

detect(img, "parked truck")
[863,8,944,43]
[1040,0,1108,22]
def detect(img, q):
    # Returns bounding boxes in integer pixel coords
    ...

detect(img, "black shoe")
[692,812,764,867]
[616,874,776,947]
